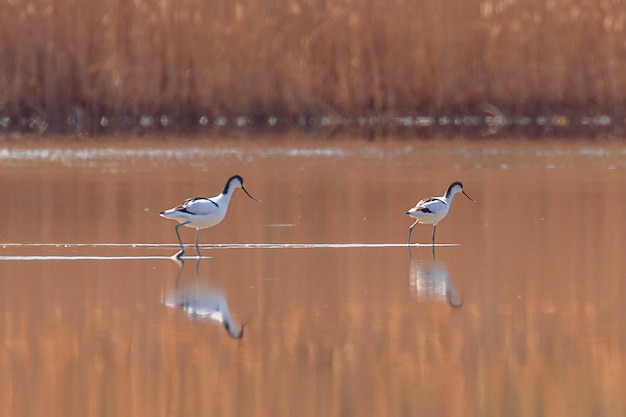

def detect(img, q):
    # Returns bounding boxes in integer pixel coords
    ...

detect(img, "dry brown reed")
[1,0,626,134]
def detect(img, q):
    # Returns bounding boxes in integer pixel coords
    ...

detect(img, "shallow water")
[1,137,626,416]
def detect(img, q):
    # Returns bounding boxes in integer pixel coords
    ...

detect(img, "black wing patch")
[171,198,219,215]
[421,197,447,205]
[184,197,219,208]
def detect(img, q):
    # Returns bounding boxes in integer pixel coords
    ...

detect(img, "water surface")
[1,137,625,416]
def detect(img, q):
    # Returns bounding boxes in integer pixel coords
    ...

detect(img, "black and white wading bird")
[160,175,259,258]
[406,181,475,245]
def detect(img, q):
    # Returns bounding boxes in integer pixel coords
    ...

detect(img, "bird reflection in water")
[163,258,247,339]
[408,246,463,308]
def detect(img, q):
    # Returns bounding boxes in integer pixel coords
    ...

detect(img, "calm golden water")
[1,137,626,416]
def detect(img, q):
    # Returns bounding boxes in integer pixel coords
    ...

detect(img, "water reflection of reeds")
[2,273,625,416]
[1,149,626,415]
[1,0,625,134]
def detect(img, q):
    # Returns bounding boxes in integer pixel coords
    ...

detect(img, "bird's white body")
[160,175,258,258]
[407,196,452,226]
[161,192,233,229]
[406,182,475,244]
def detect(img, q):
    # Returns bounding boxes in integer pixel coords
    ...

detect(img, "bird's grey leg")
[408,219,419,245]
[194,229,201,258]
[431,224,437,246]
[174,221,190,259]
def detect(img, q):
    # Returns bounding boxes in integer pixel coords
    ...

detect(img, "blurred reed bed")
[0,0,625,134]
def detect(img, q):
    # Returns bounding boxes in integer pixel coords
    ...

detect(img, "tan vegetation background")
[1,0,626,134]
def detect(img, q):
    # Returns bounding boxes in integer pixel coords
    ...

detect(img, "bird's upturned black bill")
[242,186,260,202]
[462,190,476,202]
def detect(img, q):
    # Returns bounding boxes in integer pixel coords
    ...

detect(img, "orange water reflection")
[0,138,625,416]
